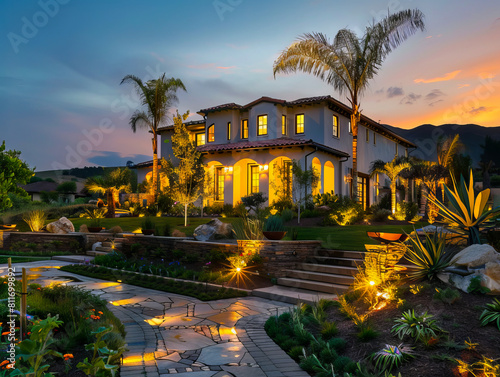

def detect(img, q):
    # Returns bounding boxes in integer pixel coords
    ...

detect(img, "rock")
[46,217,75,234]
[484,261,500,294]
[450,244,500,268]
[171,229,186,237]
[79,224,89,233]
[193,218,233,241]
[417,225,452,234]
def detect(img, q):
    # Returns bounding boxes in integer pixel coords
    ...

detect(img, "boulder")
[484,261,500,294]
[46,217,75,234]
[193,218,233,241]
[450,244,500,268]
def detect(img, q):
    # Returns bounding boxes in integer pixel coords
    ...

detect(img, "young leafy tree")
[291,160,319,224]
[85,168,132,218]
[370,156,411,214]
[273,9,425,199]
[0,141,34,212]
[121,73,186,200]
[163,111,205,227]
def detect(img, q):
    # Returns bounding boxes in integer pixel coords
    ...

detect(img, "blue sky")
[1,0,499,171]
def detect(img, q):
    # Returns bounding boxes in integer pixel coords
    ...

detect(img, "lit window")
[241,119,248,139]
[249,165,259,194]
[257,115,268,136]
[333,115,339,137]
[282,115,287,135]
[348,121,352,134]
[296,114,304,134]
[227,122,231,140]
[208,124,215,142]
[215,167,224,201]
[366,128,369,143]
[196,133,205,146]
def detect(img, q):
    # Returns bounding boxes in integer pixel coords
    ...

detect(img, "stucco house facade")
[135,95,416,209]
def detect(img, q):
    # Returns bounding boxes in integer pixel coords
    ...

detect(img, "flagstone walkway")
[0,261,310,377]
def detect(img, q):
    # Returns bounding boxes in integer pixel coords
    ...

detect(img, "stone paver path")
[0,260,310,377]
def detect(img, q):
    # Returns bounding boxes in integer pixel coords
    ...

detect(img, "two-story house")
[135,95,415,209]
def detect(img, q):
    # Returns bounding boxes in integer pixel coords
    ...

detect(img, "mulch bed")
[327,280,500,377]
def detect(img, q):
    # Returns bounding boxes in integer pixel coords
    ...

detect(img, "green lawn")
[291,221,428,250]
[0,255,51,264]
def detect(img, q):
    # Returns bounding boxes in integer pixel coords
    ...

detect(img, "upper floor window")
[373,131,376,145]
[195,132,205,146]
[282,115,287,135]
[241,119,248,139]
[227,122,231,140]
[207,124,215,142]
[332,115,339,137]
[366,128,369,143]
[257,115,268,136]
[348,121,352,134]
[295,114,304,134]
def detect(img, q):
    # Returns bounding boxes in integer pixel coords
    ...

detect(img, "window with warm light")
[227,122,231,140]
[295,114,304,134]
[195,132,205,146]
[248,164,259,194]
[282,115,287,135]
[215,167,224,201]
[208,124,215,142]
[333,115,339,137]
[241,119,248,139]
[257,115,268,136]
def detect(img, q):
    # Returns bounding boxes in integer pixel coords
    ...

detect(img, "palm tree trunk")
[152,152,158,201]
[106,190,115,218]
[351,108,359,201]
[184,203,188,227]
[390,182,396,214]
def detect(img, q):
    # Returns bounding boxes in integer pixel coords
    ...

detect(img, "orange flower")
[63,354,74,360]
[5,364,13,369]
[1,332,10,336]
[0,360,9,367]
[98,311,103,315]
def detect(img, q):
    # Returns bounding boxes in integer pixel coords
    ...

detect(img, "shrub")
[328,338,347,353]
[141,217,155,230]
[371,209,392,222]
[325,195,364,226]
[391,202,419,221]
[313,190,338,207]
[232,217,263,240]
[272,196,295,212]
[109,225,123,235]
[392,310,445,344]
[479,298,500,330]
[281,208,294,223]
[241,192,267,213]
[264,215,285,232]
[23,209,47,232]
[371,344,415,372]
[433,287,461,305]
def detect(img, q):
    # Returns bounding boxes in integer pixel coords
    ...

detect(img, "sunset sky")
[1,0,499,171]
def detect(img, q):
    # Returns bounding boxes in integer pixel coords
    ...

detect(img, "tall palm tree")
[273,9,425,199]
[121,73,186,200]
[369,156,411,214]
[411,160,447,223]
[85,168,132,218]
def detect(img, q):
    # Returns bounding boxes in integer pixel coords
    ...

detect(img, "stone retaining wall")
[3,232,321,278]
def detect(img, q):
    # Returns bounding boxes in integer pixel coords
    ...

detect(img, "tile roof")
[157,119,205,132]
[20,181,59,193]
[197,137,349,158]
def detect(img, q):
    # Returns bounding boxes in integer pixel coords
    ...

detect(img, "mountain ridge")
[383,123,500,166]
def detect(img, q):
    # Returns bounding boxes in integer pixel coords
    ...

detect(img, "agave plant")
[391,310,445,343]
[428,169,500,245]
[402,229,452,281]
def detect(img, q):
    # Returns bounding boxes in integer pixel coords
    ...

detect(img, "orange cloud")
[216,66,236,70]
[414,70,461,84]
[458,84,470,89]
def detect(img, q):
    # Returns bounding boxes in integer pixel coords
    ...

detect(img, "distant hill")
[384,124,500,166]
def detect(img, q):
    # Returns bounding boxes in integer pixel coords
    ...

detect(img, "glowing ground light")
[236,267,241,272]
[369,281,376,286]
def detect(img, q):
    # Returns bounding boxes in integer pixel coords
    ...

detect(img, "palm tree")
[273,9,425,199]
[411,160,447,223]
[121,73,186,200]
[85,168,132,218]
[436,134,463,200]
[369,156,411,214]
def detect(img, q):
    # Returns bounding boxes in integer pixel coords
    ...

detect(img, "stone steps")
[284,269,355,286]
[311,256,364,268]
[298,263,358,277]
[85,250,109,257]
[277,277,349,295]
